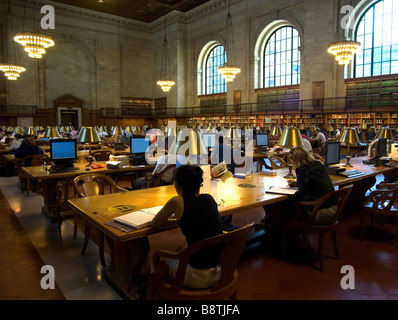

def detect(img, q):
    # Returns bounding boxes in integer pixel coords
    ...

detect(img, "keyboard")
[338,170,364,178]
[49,166,80,174]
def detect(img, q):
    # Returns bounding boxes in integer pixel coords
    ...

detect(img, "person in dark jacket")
[151,164,223,289]
[14,137,44,166]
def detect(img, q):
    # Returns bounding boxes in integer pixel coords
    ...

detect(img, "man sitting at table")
[312,128,326,149]
[14,137,44,166]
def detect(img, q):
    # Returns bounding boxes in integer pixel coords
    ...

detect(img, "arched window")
[354,0,398,77]
[263,26,300,87]
[204,45,227,94]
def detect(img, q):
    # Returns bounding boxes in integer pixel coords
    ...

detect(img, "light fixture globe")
[327,41,361,65]
[14,32,54,59]
[0,64,26,80]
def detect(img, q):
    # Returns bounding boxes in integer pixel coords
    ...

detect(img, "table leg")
[103,234,150,300]
[41,179,61,222]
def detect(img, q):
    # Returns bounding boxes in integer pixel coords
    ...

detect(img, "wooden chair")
[360,182,398,246]
[90,150,111,161]
[281,185,353,272]
[19,154,50,196]
[73,173,127,267]
[144,164,176,188]
[146,223,254,300]
[267,154,288,169]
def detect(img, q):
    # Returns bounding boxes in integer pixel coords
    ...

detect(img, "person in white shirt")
[9,134,24,150]
[301,134,313,153]
[313,128,326,148]
[334,129,341,140]
[133,154,175,189]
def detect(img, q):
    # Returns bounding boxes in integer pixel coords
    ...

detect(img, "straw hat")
[211,161,233,179]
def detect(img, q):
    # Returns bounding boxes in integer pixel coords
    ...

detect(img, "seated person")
[312,128,326,149]
[258,146,337,250]
[14,137,44,166]
[1,132,14,144]
[133,153,175,189]
[9,134,25,150]
[151,165,223,289]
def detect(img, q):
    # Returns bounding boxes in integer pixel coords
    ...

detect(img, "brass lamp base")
[344,155,353,167]
[284,165,296,179]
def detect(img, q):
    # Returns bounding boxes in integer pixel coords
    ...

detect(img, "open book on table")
[113,205,163,229]
[266,187,298,195]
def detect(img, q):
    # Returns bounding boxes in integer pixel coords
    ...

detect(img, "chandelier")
[218,0,240,82]
[157,15,175,92]
[14,32,54,59]
[0,64,26,80]
[14,0,55,59]
[0,2,26,80]
[327,41,361,65]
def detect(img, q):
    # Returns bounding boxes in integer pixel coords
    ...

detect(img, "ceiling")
[50,0,213,23]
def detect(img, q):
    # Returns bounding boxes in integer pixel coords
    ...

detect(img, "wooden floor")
[1,175,398,300]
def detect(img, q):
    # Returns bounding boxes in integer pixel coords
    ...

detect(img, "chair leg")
[318,233,325,273]
[98,231,106,267]
[331,231,340,259]
[26,178,31,197]
[81,224,91,255]
[360,210,366,241]
[73,213,79,240]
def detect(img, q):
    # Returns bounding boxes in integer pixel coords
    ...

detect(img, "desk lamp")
[111,126,123,142]
[270,126,283,137]
[13,126,22,134]
[43,126,61,139]
[25,126,37,136]
[327,125,334,137]
[375,126,393,140]
[5,126,13,133]
[170,128,207,164]
[338,127,360,167]
[279,126,304,179]
[78,127,100,155]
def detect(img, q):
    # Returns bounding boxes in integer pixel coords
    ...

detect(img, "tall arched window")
[263,26,300,87]
[354,0,398,78]
[205,45,227,94]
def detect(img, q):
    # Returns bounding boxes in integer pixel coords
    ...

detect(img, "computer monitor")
[306,130,311,139]
[114,143,125,151]
[324,141,341,166]
[50,139,77,167]
[130,137,149,154]
[256,134,269,147]
[202,133,216,148]
[376,138,387,156]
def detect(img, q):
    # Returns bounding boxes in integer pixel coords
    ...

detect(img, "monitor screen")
[202,133,216,148]
[50,139,77,161]
[324,141,340,166]
[130,137,149,154]
[306,130,311,139]
[256,134,269,147]
[377,138,387,156]
[114,143,125,151]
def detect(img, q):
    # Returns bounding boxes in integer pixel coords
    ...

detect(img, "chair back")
[73,173,123,198]
[268,155,288,169]
[306,184,353,226]
[150,223,254,299]
[21,154,50,167]
[367,182,398,212]
[91,150,111,161]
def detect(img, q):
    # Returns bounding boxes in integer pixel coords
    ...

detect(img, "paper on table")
[113,205,163,229]
[266,187,298,195]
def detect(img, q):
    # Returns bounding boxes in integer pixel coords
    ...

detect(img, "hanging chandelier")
[218,0,240,82]
[14,0,55,59]
[14,32,54,59]
[327,40,361,65]
[0,2,26,80]
[0,64,26,80]
[157,15,175,92]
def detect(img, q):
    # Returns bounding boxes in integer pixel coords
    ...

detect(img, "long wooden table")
[22,161,155,222]
[67,156,398,299]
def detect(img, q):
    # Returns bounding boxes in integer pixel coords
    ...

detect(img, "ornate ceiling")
[50,0,213,23]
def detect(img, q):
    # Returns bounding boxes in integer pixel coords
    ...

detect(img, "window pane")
[355,0,398,77]
[263,26,300,88]
[205,45,227,94]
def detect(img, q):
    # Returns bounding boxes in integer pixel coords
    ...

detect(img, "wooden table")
[67,156,398,299]
[68,172,289,299]
[22,162,155,222]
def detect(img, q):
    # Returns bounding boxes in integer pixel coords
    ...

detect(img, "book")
[233,173,252,179]
[266,187,298,195]
[259,170,277,176]
[113,205,163,229]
